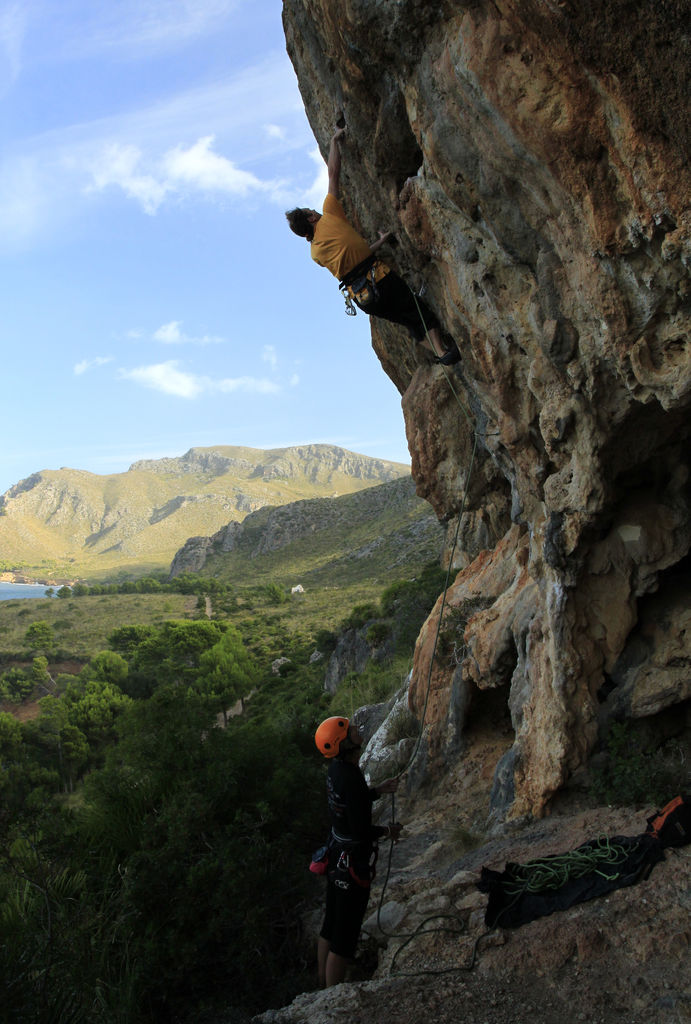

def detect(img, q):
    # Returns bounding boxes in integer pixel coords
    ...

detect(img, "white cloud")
[162,135,271,196]
[74,356,113,375]
[214,376,280,395]
[265,124,286,141]
[153,320,224,345]
[120,361,203,398]
[0,56,314,248]
[289,373,300,387]
[153,321,183,343]
[119,360,280,398]
[87,135,280,213]
[87,142,170,214]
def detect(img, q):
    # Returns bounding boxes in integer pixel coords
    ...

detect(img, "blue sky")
[0,0,411,495]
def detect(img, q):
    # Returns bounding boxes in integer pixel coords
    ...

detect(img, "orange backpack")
[646,795,691,848]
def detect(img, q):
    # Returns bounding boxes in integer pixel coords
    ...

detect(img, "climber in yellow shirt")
[286,128,460,365]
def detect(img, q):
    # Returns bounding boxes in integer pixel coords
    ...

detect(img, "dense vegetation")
[0,564,446,1022]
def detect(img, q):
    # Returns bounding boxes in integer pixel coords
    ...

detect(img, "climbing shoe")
[436,346,461,366]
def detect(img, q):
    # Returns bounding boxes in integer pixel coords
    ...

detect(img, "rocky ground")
[253,730,691,1024]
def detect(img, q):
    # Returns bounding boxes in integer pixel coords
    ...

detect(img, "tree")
[31,656,53,694]
[108,623,154,656]
[87,650,128,688]
[62,678,132,747]
[263,582,287,605]
[130,620,227,689]
[135,577,162,593]
[33,695,89,791]
[77,708,324,1017]
[192,625,259,725]
[24,620,55,653]
[56,585,71,599]
[59,724,89,790]
[0,667,33,703]
[0,712,59,818]
[0,710,22,757]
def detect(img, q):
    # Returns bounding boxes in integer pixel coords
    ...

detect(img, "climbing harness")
[315,832,378,891]
[339,255,390,315]
[334,848,376,890]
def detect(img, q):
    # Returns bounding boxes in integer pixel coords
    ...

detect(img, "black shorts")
[354,271,440,343]
[319,877,371,959]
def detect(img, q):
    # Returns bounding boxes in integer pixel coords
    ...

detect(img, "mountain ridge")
[169,475,443,587]
[0,444,411,581]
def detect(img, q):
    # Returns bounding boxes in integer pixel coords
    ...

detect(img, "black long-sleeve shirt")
[327,759,387,874]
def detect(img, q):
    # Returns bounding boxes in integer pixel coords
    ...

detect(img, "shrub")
[342,602,378,630]
[589,721,686,807]
[0,667,33,703]
[263,582,287,606]
[24,621,55,653]
[365,622,391,648]
[314,628,337,654]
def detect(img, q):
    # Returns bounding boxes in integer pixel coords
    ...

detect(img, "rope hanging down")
[368,285,492,975]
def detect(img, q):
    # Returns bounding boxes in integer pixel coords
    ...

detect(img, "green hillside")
[0,444,410,582]
[177,475,444,593]
[0,477,443,665]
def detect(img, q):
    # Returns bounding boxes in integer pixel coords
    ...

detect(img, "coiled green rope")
[501,835,632,896]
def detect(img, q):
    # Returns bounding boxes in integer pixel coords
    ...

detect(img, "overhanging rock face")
[283,0,690,817]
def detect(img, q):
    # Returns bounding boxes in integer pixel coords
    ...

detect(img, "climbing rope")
[387,283,482,781]
[371,460,494,976]
[480,833,656,931]
[500,835,634,896]
[373,788,490,978]
[365,287,494,975]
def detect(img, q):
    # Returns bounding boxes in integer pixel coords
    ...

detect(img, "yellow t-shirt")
[310,194,372,281]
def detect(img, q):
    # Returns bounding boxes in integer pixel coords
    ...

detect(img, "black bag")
[646,795,691,849]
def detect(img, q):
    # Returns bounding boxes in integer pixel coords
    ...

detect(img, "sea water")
[0,582,56,601]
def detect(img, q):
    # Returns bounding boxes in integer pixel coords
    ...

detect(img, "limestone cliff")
[283,0,690,818]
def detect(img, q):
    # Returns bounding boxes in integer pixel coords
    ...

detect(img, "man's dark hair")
[285,208,315,241]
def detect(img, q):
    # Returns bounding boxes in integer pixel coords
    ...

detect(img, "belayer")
[286,126,461,365]
[313,716,402,987]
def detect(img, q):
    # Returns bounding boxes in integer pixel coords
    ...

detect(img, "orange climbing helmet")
[315,716,349,758]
